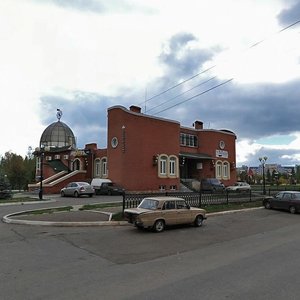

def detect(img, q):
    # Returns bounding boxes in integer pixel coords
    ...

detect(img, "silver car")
[60,182,94,198]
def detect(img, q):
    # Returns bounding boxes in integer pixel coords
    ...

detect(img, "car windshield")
[138,199,159,210]
[210,179,221,184]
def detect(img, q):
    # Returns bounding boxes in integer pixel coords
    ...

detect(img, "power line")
[146,18,300,115]
[153,78,234,115]
[146,76,217,114]
[138,65,216,107]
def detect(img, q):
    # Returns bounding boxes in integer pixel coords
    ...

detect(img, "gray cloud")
[159,33,218,79]
[277,0,300,26]
[38,31,300,167]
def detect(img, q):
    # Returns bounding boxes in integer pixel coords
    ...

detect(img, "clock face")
[111,137,118,148]
[219,140,225,149]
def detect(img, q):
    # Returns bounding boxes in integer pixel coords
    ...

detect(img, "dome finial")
[56,109,62,121]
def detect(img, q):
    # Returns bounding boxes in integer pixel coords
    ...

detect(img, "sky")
[0,0,300,167]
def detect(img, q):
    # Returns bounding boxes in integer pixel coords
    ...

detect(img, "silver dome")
[40,121,76,149]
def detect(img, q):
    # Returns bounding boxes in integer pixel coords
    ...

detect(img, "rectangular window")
[180,133,198,147]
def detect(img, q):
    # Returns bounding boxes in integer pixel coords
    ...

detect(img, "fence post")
[122,191,126,215]
[199,190,202,208]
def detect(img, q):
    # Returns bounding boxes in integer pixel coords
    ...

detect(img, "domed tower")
[39,109,76,149]
[33,110,78,197]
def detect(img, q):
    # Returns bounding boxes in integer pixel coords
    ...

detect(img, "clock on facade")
[111,137,118,148]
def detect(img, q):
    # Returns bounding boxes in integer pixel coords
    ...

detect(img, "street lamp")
[39,145,45,200]
[259,156,268,195]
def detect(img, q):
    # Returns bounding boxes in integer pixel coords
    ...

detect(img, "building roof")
[40,121,76,149]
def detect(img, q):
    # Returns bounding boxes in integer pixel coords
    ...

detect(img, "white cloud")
[1,0,300,167]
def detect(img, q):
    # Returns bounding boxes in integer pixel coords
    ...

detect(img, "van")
[200,178,225,193]
[91,178,124,195]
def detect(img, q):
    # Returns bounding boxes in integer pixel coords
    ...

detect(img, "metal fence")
[122,190,263,211]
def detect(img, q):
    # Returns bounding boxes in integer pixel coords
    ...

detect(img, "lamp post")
[39,146,45,200]
[259,156,268,195]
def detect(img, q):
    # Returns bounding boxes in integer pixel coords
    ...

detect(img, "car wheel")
[89,194,93,198]
[61,191,65,197]
[108,190,112,196]
[264,201,271,209]
[74,191,79,198]
[194,215,204,227]
[153,220,165,233]
[289,206,296,214]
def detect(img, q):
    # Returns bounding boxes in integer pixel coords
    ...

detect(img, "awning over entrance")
[48,160,69,172]
[179,152,212,160]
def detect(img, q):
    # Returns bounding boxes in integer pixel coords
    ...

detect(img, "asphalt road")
[1,196,300,300]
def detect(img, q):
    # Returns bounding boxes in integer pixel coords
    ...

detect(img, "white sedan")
[226,182,251,192]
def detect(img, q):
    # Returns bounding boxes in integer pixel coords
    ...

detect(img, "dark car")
[263,191,300,214]
[97,182,125,195]
[200,178,225,193]
[60,182,94,198]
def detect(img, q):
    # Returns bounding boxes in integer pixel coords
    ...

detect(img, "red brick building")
[29,105,236,193]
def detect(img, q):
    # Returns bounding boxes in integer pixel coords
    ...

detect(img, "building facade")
[29,105,237,193]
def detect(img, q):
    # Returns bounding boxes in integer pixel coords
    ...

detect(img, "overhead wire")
[137,65,216,107]
[146,76,217,114]
[145,18,300,116]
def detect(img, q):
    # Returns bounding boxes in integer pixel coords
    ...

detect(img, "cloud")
[36,28,300,167]
[37,0,155,14]
[159,33,217,79]
[277,0,300,26]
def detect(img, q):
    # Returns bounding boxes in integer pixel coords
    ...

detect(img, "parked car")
[91,178,124,195]
[226,182,251,192]
[60,182,94,198]
[200,178,225,193]
[263,191,300,214]
[124,197,206,232]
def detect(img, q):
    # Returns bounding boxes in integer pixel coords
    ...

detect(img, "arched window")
[159,155,168,178]
[216,161,222,179]
[168,155,179,178]
[215,160,230,180]
[72,159,81,171]
[223,161,230,179]
[94,159,101,177]
[101,157,107,177]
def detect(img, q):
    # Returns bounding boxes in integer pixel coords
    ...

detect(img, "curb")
[2,206,263,227]
[0,199,56,207]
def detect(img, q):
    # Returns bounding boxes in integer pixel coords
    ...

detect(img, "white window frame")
[168,155,179,178]
[94,158,101,177]
[223,161,230,179]
[159,155,168,178]
[215,160,230,180]
[101,157,108,177]
[216,161,222,179]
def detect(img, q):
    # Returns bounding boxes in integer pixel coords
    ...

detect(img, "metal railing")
[122,190,263,211]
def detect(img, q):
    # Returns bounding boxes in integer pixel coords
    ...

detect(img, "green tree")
[1,151,35,190]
